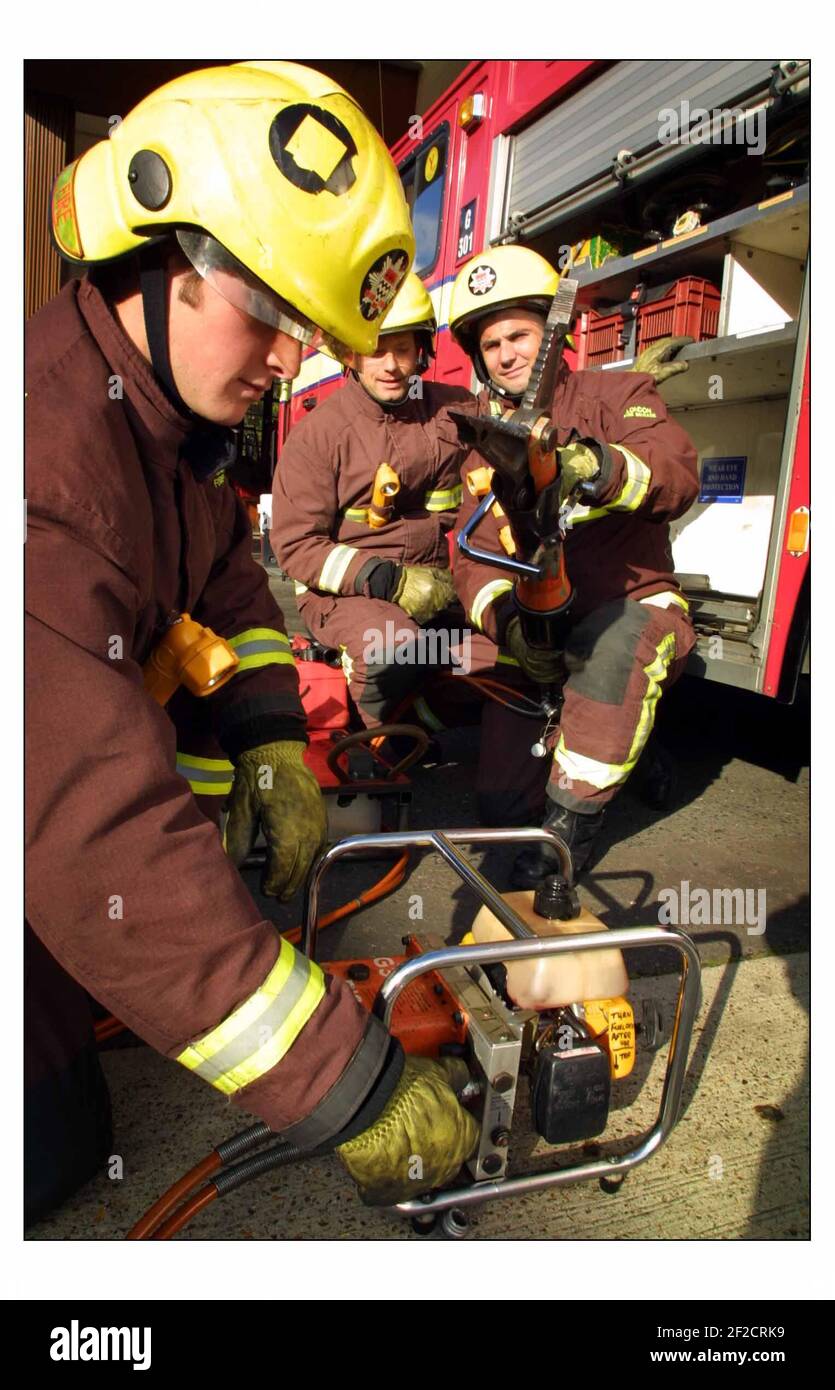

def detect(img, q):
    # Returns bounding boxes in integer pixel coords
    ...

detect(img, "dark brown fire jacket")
[272,370,477,625]
[452,366,699,643]
[25,278,379,1138]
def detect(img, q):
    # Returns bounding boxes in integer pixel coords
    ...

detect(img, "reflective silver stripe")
[471,578,513,631]
[319,544,360,593]
[177,753,235,796]
[228,629,291,652]
[188,954,316,1086]
[228,629,293,672]
[176,762,234,784]
[176,937,326,1095]
[232,638,289,657]
[294,581,309,596]
[640,590,690,613]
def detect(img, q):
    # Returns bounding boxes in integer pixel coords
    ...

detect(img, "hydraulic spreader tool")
[451,275,580,719]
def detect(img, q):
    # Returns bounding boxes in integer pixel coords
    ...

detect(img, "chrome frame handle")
[301,827,573,960]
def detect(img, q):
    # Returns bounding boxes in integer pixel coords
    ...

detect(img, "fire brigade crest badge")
[359,250,410,321]
[468,264,497,295]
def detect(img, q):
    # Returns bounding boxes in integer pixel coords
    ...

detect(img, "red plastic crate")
[575,308,627,369]
[637,277,720,352]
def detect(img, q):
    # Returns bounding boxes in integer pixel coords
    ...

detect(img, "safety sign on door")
[699,456,747,504]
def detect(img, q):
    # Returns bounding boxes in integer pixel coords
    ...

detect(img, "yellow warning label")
[584,997,636,1079]
[285,115,347,182]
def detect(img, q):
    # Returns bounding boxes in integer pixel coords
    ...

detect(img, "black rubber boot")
[511,801,607,889]
[631,734,677,811]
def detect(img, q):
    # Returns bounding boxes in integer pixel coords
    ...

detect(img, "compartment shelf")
[592,322,798,407]
[570,184,809,310]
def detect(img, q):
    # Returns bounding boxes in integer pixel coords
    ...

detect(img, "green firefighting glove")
[633,335,694,385]
[337,1055,479,1206]
[392,565,457,625]
[224,741,327,900]
[505,614,564,687]
[557,440,608,506]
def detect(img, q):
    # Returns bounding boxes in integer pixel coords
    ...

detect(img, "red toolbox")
[575,276,721,369]
[575,307,627,368]
[636,277,720,351]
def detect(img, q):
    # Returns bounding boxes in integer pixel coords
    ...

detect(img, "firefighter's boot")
[511,801,607,889]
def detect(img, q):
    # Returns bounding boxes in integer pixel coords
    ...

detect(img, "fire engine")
[278,58,810,702]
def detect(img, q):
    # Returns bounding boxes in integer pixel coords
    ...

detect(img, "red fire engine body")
[278,59,810,701]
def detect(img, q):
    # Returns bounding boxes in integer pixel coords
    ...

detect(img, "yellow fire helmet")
[376,270,437,373]
[449,245,559,391]
[379,271,437,338]
[50,60,415,355]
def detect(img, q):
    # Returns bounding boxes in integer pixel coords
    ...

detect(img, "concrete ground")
[26,571,810,1242]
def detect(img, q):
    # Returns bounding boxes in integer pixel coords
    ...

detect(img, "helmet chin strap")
[139,245,191,419]
[139,245,236,481]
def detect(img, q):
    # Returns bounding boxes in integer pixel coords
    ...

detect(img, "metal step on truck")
[281,58,810,703]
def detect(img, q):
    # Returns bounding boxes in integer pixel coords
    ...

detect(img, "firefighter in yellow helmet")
[448,245,699,886]
[273,271,474,731]
[26,62,477,1227]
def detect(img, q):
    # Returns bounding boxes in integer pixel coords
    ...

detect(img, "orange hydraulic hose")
[125,851,411,1236]
[126,1154,222,1239]
[151,1184,219,1239]
[452,674,544,714]
[280,851,409,947]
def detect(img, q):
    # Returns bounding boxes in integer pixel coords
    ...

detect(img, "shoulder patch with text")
[623,405,657,419]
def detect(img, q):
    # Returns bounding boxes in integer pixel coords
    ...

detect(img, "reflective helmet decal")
[269,104,358,196]
[52,160,83,258]
[468,263,497,296]
[360,250,410,321]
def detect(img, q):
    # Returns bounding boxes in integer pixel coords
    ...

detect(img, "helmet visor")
[176,230,323,348]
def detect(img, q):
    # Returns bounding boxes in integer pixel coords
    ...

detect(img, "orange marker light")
[458,93,486,130]
[786,506,810,557]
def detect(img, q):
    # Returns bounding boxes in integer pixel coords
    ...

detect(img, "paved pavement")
[27,568,810,1242]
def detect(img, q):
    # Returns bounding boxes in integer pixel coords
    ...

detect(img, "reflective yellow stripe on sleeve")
[228,627,294,673]
[319,544,360,594]
[553,631,677,790]
[566,445,651,527]
[176,752,235,796]
[470,578,513,632]
[424,484,463,512]
[176,937,325,1095]
[607,445,651,512]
